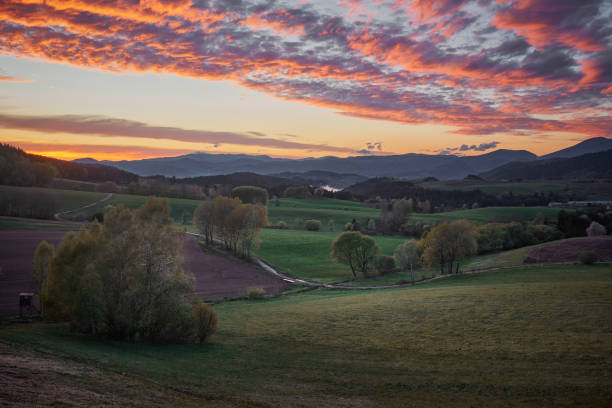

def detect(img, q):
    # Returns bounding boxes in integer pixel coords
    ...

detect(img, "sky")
[0,0,611,161]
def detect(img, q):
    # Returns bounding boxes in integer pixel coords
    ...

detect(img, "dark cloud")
[0,0,610,141]
[0,113,354,153]
[438,141,500,154]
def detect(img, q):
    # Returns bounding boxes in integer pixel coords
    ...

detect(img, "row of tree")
[193,196,268,257]
[331,220,479,279]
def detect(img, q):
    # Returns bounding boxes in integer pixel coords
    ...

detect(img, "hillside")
[0,143,138,186]
[481,149,612,180]
[541,137,612,159]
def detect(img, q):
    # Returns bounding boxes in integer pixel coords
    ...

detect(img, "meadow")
[255,229,407,283]
[2,265,611,407]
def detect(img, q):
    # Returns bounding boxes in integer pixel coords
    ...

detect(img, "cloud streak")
[0,0,610,142]
[0,113,354,153]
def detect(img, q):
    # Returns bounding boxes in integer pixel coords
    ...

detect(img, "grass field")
[1,264,611,407]
[268,197,378,229]
[0,185,105,212]
[255,229,407,283]
[412,206,562,225]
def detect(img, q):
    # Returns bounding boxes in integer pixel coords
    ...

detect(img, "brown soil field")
[527,235,612,263]
[0,230,286,317]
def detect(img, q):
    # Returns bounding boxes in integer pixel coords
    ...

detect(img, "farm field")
[267,197,378,228]
[0,185,105,213]
[0,229,286,317]
[1,265,611,407]
[412,206,562,225]
[255,228,406,283]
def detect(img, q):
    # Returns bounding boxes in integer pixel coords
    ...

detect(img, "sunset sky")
[1,0,611,161]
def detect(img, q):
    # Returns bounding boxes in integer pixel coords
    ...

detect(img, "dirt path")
[54,192,113,220]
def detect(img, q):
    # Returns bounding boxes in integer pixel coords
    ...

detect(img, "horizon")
[1,1,611,161]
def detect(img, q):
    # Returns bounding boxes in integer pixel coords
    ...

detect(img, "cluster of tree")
[557,207,612,237]
[33,197,217,343]
[231,185,269,205]
[418,220,478,274]
[283,185,312,198]
[0,143,57,187]
[379,198,413,233]
[193,196,268,257]
[0,188,59,219]
[341,177,571,209]
[475,221,562,253]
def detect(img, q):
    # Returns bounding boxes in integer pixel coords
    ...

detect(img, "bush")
[295,217,304,229]
[277,220,288,229]
[586,221,607,237]
[375,255,396,275]
[193,301,218,343]
[579,251,599,265]
[305,219,322,231]
[244,286,266,299]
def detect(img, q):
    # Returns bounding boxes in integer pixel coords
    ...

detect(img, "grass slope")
[1,265,611,407]
[255,229,406,283]
[0,185,105,212]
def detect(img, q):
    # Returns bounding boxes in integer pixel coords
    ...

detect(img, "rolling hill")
[480,149,612,180]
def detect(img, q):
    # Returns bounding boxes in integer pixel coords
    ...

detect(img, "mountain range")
[75,137,612,182]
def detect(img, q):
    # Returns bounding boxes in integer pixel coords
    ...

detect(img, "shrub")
[586,221,607,237]
[305,219,322,231]
[277,220,288,229]
[245,286,266,299]
[193,301,218,343]
[375,255,396,275]
[283,185,311,198]
[579,251,599,265]
[295,217,304,229]
[328,219,335,232]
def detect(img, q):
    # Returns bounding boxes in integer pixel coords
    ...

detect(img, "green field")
[412,206,562,225]
[63,192,201,225]
[0,185,105,212]
[2,265,611,407]
[268,197,378,228]
[255,228,406,283]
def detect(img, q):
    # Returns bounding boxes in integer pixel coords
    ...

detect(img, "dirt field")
[0,230,286,317]
[527,236,612,263]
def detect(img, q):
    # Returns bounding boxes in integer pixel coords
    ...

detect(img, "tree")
[394,240,419,283]
[39,198,213,343]
[331,231,380,278]
[193,200,215,244]
[231,185,269,205]
[587,221,607,236]
[419,220,477,274]
[33,240,54,316]
[381,198,412,232]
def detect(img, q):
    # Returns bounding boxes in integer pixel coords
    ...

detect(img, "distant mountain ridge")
[540,137,612,159]
[480,149,612,180]
[75,148,537,180]
[74,137,611,181]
